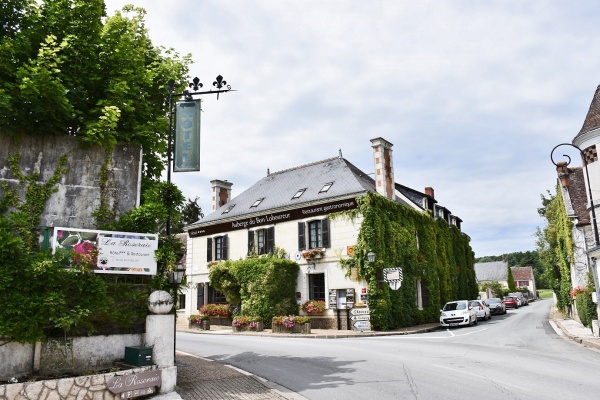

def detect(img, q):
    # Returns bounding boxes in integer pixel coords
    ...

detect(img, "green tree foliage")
[480,281,505,297]
[536,188,574,311]
[209,257,299,327]
[506,265,516,292]
[0,0,191,192]
[173,197,204,233]
[338,192,477,330]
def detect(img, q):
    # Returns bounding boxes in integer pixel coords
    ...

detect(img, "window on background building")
[178,294,186,310]
[309,273,325,301]
[298,218,330,250]
[207,235,228,261]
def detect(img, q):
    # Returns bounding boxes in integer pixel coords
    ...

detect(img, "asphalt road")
[177,299,600,400]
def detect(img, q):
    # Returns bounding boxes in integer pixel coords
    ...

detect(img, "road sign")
[353,320,371,331]
[350,315,370,321]
[350,307,370,316]
[383,267,403,282]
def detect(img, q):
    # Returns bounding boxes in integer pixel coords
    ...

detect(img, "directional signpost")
[350,307,371,331]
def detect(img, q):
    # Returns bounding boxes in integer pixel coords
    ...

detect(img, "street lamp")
[168,264,186,363]
[367,251,376,263]
[551,143,600,331]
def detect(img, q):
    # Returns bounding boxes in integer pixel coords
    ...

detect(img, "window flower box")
[302,299,326,314]
[302,248,325,259]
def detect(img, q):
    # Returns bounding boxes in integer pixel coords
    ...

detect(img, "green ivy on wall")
[335,192,477,330]
[2,152,68,252]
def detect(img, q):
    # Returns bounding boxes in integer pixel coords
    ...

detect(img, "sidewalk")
[162,302,600,400]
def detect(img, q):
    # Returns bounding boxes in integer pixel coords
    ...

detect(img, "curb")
[553,318,600,352]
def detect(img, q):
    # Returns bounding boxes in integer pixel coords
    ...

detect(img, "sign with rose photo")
[52,227,158,275]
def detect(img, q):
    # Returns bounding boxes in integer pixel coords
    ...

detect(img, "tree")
[173,196,204,233]
[0,0,192,193]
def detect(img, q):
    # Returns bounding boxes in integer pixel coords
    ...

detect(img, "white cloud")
[104,0,600,256]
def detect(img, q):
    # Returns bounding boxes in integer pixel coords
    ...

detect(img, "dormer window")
[319,182,333,193]
[292,188,307,200]
[222,204,236,214]
[250,198,265,208]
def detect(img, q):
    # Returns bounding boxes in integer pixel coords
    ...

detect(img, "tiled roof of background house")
[575,84,600,138]
[474,261,508,282]
[566,167,591,225]
[511,266,534,281]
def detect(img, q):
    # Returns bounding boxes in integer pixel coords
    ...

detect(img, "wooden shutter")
[222,234,228,260]
[248,230,254,255]
[267,226,275,254]
[298,222,306,250]
[321,218,330,248]
[207,238,213,262]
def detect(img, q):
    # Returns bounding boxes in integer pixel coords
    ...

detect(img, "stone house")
[182,137,465,328]
[511,266,537,299]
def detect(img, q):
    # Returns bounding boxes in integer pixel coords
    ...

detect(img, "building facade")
[182,137,465,327]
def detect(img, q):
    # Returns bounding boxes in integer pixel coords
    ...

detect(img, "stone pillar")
[146,290,177,394]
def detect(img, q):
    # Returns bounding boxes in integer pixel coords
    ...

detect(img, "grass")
[537,289,553,299]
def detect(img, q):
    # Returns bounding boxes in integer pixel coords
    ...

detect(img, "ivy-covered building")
[183,137,477,330]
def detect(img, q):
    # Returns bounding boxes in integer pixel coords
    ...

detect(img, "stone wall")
[0,134,142,229]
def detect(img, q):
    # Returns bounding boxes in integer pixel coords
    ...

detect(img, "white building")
[182,137,463,328]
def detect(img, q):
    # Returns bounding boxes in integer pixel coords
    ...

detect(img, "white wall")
[183,214,367,317]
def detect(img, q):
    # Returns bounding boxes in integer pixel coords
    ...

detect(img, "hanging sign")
[174,100,201,172]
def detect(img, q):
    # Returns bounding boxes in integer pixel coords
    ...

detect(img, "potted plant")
[302,299,326,314]
[248,316,263,332]
[199,304,232,326]
[232,315,250,332]
[302,248,325,259]
[189,314,211,330]
[293,315,311,334]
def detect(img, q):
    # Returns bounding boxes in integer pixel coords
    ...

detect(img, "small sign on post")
[383,267,403,291]
[350,307,371,331]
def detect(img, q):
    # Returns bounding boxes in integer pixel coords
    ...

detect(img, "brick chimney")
[211,179,233,211]
[370,137,395,200]
[425,187,435,199]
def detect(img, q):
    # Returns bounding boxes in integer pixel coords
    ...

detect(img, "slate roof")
[473,261,508,282]
[511,266,534,281]
[188,157,414,227]
[575,84,600,139]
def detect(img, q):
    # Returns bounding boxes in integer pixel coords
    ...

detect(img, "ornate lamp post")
[165,76,233,235]
[551,143,600,330]
[164,75,233,359]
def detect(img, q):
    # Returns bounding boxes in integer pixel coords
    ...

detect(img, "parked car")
[503,296,519,309]
[470,299,491,320]
[509,292,527,306]
[486,297,506,315]
[440,300,477,327]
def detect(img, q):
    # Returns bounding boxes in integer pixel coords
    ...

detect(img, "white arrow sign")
[353,320,371,331]
[350,315,370,321]
[350,308,370,316]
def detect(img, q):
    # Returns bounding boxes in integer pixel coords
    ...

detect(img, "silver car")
[486,297,507,315]
[470,299,491,320]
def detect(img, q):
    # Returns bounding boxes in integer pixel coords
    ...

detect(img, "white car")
[470,299,491,320]
[440,300,477,327]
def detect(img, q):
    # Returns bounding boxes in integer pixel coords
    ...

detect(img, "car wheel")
[474,317,478,325]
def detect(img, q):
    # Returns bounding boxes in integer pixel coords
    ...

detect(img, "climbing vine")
[335,192,477,330]
[92,152,118,227]
[2,153,68,252]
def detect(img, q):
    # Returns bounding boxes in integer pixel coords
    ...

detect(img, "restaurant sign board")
[188,198,358,237]
[107,370,161,397]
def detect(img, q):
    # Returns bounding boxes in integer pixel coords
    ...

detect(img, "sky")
[103,0,600,258]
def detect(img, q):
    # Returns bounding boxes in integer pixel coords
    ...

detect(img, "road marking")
[432,364,530,391]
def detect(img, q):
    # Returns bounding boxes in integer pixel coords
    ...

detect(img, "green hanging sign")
[174,100,201,172]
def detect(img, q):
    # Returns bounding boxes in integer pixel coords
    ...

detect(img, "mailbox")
[124,346,153,366]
